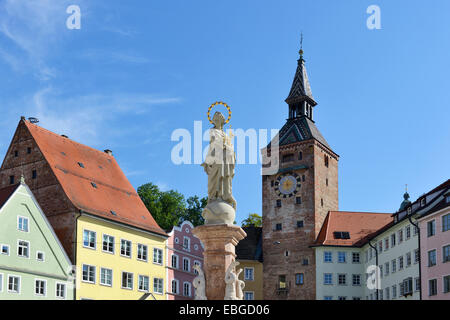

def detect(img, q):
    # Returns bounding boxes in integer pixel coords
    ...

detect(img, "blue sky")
[0,0,449,225]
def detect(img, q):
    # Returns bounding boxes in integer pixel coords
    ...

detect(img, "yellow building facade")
[75,214,167,300]
[238,260,264,300]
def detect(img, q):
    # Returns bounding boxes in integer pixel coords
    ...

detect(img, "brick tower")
[262,45,339,299]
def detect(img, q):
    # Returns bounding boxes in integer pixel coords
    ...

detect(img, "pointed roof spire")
[285,34,316,106]
[399,184,411,211]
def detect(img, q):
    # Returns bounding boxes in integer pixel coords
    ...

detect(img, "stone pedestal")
[193,224,247,300]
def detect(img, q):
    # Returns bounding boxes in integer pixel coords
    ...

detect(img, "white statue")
[201,111,237,225]
[235,268,245,300]
[224,260,243,300]
[193,264,207,300]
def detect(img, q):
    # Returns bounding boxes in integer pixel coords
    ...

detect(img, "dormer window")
[407,207,412,214]
[78,162,85,168]
[91,182,98,189]
[420,198,426,207]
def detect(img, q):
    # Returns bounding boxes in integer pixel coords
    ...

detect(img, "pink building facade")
[165,221,204,300]
[417,181,450,300]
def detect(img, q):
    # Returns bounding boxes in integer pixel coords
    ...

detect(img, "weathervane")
[299,32,304,57]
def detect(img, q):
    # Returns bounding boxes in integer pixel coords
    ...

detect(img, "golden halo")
[207,101,232,125]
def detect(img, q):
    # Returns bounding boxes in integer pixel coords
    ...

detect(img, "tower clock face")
[274,173,301,197]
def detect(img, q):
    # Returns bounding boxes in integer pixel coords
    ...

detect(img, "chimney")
[104,149,113,156]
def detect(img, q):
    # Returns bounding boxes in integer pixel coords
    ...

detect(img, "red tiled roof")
[313,211,393,247]
[23,120,167,237]
[0,184,19,209]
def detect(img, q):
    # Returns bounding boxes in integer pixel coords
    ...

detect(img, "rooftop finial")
[299,32,304,58]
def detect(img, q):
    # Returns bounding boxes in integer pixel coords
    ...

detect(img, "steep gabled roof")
[278,117,331,149]
[22,120,167,237]
[285,56,315,106]
[313,211,393,247]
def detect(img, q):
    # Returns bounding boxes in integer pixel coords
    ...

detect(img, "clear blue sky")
[0,0,449,224]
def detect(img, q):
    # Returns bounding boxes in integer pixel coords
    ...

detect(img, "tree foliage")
[137,182,207,231]
[241,213,262,227]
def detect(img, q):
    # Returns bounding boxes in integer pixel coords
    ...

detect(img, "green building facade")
[0,179,73,300]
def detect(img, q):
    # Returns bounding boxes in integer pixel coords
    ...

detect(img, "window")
[338,252,346,263]
[415,277,421,291]
[429,279,437,296]
[183,282,191,297]
[244,268,254,281]
[171,254,179,268]
[100,268,113,287]
[321,198,324,207]
[379,290,383,300]
[153,248,163,265]
[56,283,66,299]
[406,252,412,266]
[171,279,179,294]
[27,147,31,154]
[9,175,14,185]
[391,233,396,247]
[82,265,96,283]
[415,249,420,264]
[324,252,332,263]
[338,296,346,300]
[379,265,383,278]
[427,220,436,237]
[83,230,96,249]
[18,216,29,232]
[392,259,397,273]
[398,229,403,243]
[392,285,397,298]
[193,261,201,274]
[32,170,37,179]
[91,182,98,188]
[36,251,45,261]
[295,273,304,285]
[35,279,46,296]
[444,245,450,263]
[14,150,18,157]
[378,241,383,253]
[17,240,29,258]
[338,274,347,285]
[443,214,450,232]
[324,273,333,285]
[444,275,450,293]
[399,256,404,270]
[406,225,411,239]
[122,272,133,290]
[428,250,437,267]
[183,237,191,251]
[153,278,163,294]
[78,162,85,168]
[298,152,303,160]
[278,275,287,289]
[352,274,361,286]
[302,259,309,266]
[302,175,305,182]
[326,178,328,186]
[385,287,390,300]
[102,234,114,254]
[296,220,304,228]
[324,296,333,300]
[296,197,302,205]
[324,155,329,167]
[420,197,426,207]
[1,245,10,255]
[8,276,20,293]
[385,262,389,276]
[276,200,281,208]
[137,244,148,261]
[138,275,149,292]
[244,292,254,300]
[352,252,360,263]
[275,223,282,231]
[121,239,132,257]
[183,258,190,272]
[384,238,389,250]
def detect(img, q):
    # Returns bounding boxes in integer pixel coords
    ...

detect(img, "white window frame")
[153,248,163,265]
[171,254,179,269]
[324,251,332,263]
[138,275,150,292]
[183,236,191,252]
[1,244,10,256]
[183,281,191,297]
[17,216,29,233]
[120,239,132,258]
[121,271,134,290]
[244,291,255,300]
[153,278,163,295]
[324,273,333,285]
[352,274,361,286]
[36,251,45,262]
[171,279,179,294]
[338,252,347,263]
[8,275,21,294]
[193,260,201,275]
[352,252,360,264]
[55,282,66,299]
[100,268,113,287]
[82,264,96,284]
[102,234,115,254]
[17,239,30,258]
[244,267,254,281]
[183,257,190,272]
[137,244,148,262]
[34,279,47,297]
[83,229,97,250]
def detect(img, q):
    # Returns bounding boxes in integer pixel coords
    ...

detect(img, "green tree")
[137,183,186,231]
[180,195,208,227]
[241,213,262,227]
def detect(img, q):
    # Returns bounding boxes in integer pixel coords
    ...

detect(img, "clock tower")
[262,45,339,300]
